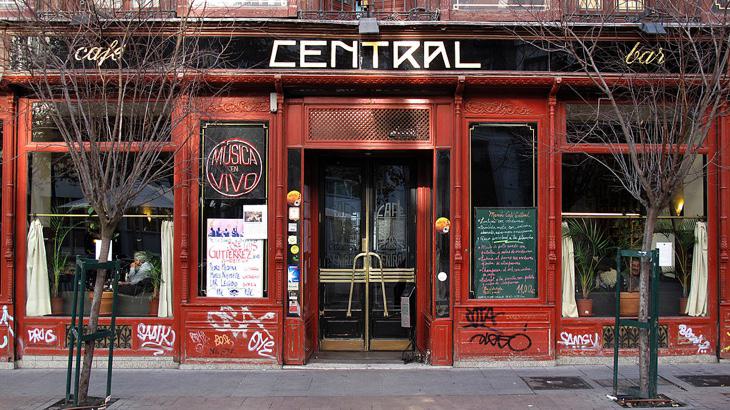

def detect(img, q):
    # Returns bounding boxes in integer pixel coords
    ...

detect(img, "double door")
[319,158,416,351]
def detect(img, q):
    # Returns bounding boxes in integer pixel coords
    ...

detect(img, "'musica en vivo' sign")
[204,124,267,200]
[269,40,481,69]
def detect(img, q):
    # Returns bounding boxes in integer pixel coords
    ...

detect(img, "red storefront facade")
[1,3,729,368]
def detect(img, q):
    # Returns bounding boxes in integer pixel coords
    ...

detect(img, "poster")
[242,204,267,239]
[206,218,264,298]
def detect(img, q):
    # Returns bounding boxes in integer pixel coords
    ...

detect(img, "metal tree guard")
[65,257,121,406]
[613,249,660,399]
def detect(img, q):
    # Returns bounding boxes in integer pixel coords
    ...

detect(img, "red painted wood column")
[0,94,16,363]
[719,114,730,358]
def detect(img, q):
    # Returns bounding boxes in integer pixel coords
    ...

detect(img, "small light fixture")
[671,187,685,216]
[640,22,666,35]
[359,17,379,35]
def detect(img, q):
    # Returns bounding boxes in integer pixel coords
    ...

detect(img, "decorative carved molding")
[464,101,533,115]
[205,98,269,114]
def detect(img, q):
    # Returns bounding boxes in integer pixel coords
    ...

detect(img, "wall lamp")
[640,22,666,35]
[359,17,379,35]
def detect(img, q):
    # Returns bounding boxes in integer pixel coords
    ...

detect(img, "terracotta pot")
[149,297,159,317]
[679,297,688,315]
[89,291,115,316]
[620,292,640,317]
[51,296,64,315]
[577,298,593,317]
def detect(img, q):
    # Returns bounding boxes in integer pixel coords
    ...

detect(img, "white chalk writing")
[678,324,710,354]
[27,328,57,344]
[0,305,14,349]
[558,331,600,350]
[207,306,276,359]
[137,324,175,356]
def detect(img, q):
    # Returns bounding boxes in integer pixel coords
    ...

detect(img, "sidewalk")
[1,363,730,409]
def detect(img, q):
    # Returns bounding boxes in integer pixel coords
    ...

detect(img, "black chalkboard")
[473,208,537,299]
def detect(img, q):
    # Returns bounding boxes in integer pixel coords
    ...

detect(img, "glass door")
[319,158,416,351]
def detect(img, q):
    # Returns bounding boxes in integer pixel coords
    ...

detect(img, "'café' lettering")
[269,39,481,69]
[625,42,665,65]
[74,40,124,67]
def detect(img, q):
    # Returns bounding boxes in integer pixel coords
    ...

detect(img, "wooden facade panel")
[182,306,280,361]
[457,324,550,359]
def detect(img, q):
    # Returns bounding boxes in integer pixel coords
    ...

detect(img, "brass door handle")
[368,252,388,318]
[346,252,367,318]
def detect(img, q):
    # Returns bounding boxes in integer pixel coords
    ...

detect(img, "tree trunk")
[77,225,113,403]
[638,206,659,397]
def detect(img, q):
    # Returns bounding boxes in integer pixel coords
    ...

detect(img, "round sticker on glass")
[437,272,448,282]
[435,217,450,234]
[290,245,300,255]
[287,190,302,206]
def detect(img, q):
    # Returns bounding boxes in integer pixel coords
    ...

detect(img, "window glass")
[562,154,706,317]
[616,0,644,12]
[32,102,172,143]
[198,123,268,298]
[578,0,601,9]
[28,152,173,317]
[470,123,537,299]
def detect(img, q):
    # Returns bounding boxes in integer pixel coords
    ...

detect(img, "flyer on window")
[206,218,264,298]
[242,204,267,239]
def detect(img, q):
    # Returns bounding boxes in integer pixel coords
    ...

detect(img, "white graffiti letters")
[558,331,600,350]
[678,324,710,354]
[207,306,276,359]
[248,331,275,359]
[0,305,14,349]
[137,324,175,356]
[189,330,210,354]
[27,328,57,344]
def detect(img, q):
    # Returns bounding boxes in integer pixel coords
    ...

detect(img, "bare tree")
[520,1,730,397]
[3,0,228,403]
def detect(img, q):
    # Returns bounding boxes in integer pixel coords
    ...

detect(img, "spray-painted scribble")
[137,324,175,356]
[0,305,14,349]
[558,331,600,350]
[678,324,710,354]
[27,328,57,344]
[207,306,275,359]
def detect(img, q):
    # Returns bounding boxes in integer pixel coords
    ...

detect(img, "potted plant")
[567,219,611,316]
[48,214,80,315]
[148,256,163,316]
[616,218,643,317]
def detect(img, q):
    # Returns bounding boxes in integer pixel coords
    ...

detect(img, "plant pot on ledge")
[679,297,688,315]
[619,291,640,317]
[577,298,593,317]
[89,290,115,316]
[148,296,159,317]
[50,296,64,315]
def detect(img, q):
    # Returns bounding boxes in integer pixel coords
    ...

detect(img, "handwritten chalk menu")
[473,208,537,299]
[207,218,264,298]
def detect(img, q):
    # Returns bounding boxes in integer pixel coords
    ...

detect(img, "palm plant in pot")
[49,214,79,315]
[567,219,611,316]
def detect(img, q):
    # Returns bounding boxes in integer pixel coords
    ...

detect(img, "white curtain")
[158,220,174,318]
[686,221,708,317]
[561,222,579,318]
[26,219,51,316]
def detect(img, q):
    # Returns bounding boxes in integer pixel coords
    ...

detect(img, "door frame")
[305,150,432,354]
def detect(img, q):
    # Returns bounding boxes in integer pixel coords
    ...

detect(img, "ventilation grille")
[308,108,430,141]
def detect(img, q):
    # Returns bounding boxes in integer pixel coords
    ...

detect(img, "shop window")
[32,102,172,143]
[435,150,450,316]
[562,153,707,318]
[192,0,287,7]
[566,103,668,145]
[198,123,268,299]
[578,0,601,10]
[27,152,174,317]
[470,123,537,300]
[616,0,644,12]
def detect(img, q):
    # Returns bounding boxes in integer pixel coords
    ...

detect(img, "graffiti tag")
[465,307,501,328]
[207,306,276,359]
[27,328,57,344]
[137,324,176,356]
[0,305,14,349]
[558,331,600,350]
[678,324,710,354]
[469,323,532,352]
[215,334,233,346]
[189,331,210,354]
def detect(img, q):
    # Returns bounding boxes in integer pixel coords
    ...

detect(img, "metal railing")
[297,0,440,21]
[452,0,548,11]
